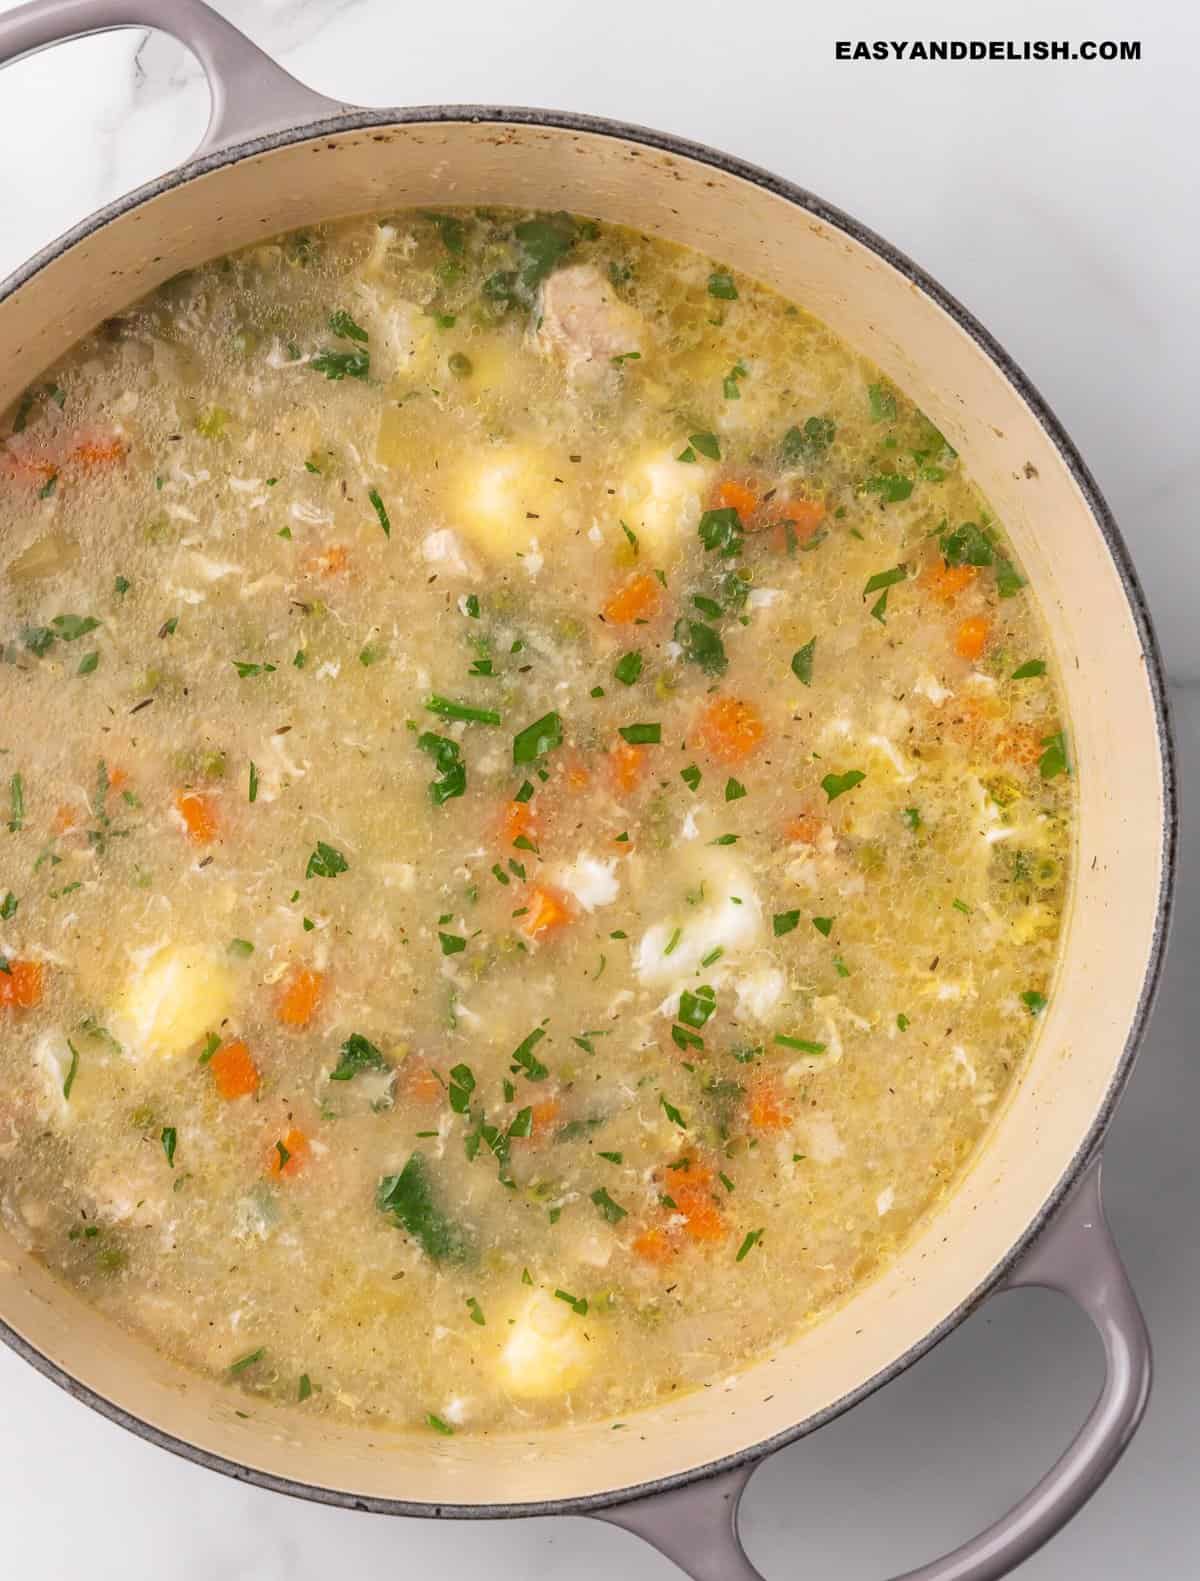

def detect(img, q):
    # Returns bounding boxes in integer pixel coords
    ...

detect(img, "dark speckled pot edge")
[0,104,1180,1521]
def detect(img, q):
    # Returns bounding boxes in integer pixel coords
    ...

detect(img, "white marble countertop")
[0,2,1195,1577]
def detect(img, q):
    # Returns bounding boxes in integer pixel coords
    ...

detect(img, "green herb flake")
[868,383,897,423]
[510,1026,550,1082]
[229,1347,265,1377]
[708,271,738,300]
[328,309,369,343]
[660,1094,687,1129]
[614,651,643,686]
[554,1288,588,1316]
[512,711,563,765]
[439,931,467,956]
[227,938,255,958]
[897,1013,910,1031]
[7,773,24,833]
[426,695,501,726]
[590,1186,628,1224]
[775,1034,825,1054]
[791,638,816,686]
[466,1296,486,1326]
[773,911,801,937]
[619,722,661,745]
[821,770,865,802]
[161,1126,177,1168]
[1011,659,1046,680]
[377,1154,471,1263]
[306,840,348,879]
[62,1040,80,1100]
[426,1413,455,1436]
[680,764,702,792]
[736,1228,764,1262]
[330,1033,388,1083]
[1021,990,1048,1016]
[298,1374,313,1402]
[368,486,391,539]
[1039,731,1069,780]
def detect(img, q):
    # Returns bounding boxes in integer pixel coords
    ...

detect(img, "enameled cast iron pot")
[0,4,1178,1577]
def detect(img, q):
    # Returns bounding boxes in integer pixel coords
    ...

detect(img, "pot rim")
[0,102,1179,1521]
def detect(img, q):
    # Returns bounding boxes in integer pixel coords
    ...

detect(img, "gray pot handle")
[0,0,345,156]
[594,1157,1150,1581]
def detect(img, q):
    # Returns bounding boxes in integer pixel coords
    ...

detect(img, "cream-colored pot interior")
[0,119,1168,1509]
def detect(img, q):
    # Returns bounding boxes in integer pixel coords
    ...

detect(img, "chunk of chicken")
[535,265,644,377]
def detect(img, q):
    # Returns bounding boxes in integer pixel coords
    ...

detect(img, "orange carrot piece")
[107,766,130,793]
[559,752,591,792]
[672,1169,726,1242]
[694,696,766,764]
[767,497,826,549]
[0,960,43,1011]
[608,738,647,794]
[529,1097,562,1139]
[70,434,126,470]
[921,561,977,602]
[174,790,218,845]
[996,724,1044,768]
[632,1227,676,1265]
[520,885,574,941]
[0,449,57,484]
[51,804,78,835]
[274,968,326,1030]
[784,813,822,845]
[747,1075,790,1131]
[268,1127,309,1179]
[210,1039,260,1100]
[306,544,349,576]
[403,1061,444,1105]
[602,571,662,625]
[954,615,991,661]
[501,798,539,847]
[713,479,759,519]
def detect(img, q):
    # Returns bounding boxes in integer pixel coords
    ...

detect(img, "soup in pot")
[0,209,1071,1434]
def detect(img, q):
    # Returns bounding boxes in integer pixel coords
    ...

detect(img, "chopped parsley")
[775,1034,825,1054]
[512,711,562,764]
[812,915,834,937]
[680,763,702,791]
[439,931,467,955]
[368,486,391,538]
[619,722,661,745]
[330,1033,388,1082]
[590,1187,628,1224]
[821,770,865,801]
[305,840,348,879]
[791,638,816,686]
[707,271,738,300]
[735,1228,764,1261]
[328,309,369,343]
[1039,731,1069,780]
[377,1154,471,1262]
[1021,990,1048,1016]
[674,618,727,675]
[1011,659,1046,680]
[426,695,501,726]
[510,1026,550,1082]
[660,1094,687,1128]
[678,431,720,464]
[161,1126,177,1168]
[773,911,800,936]
[418,732,466,803]
[614,651,643,686]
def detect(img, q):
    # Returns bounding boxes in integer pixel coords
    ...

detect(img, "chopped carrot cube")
[559,752,591,792]
[501,798,539,847]
[694,696,766,764]
[632,1228,676,1265]
[768,496,826,549]
[52,804,78,835]
[784,813,822,845]
[268,1127,309,1179]
[306,544,349,576]
[107,767,130,793]
[954,615,991,661]
[921,561,977,601]
[0,450,57,484]
[403,1060,444,1105]
[747,1075,790,1131]
[274,968,326,1030]
[609,738,647,794]
[529,1098,561,1139]
[0,960,43,1011]
[602,571,662,625]
[210,1039,260,1100]
[520,885,574,941]
[174,790,218,845]
[673,1175,726,1242]
[713,479,759,520]
[996,724,1044,768]
[70,435,126,469]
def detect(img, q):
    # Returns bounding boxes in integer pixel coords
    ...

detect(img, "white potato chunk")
[495,1288,595,1399]
[448,444,561,560]
[634,851,763,987]
[535,264,644,376]
[421,527,478,579]
[618,447,714,565]
[734,967,786,1022]
[351,282,433,379]
[555,852,620,912]
[113,944,234,1059]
